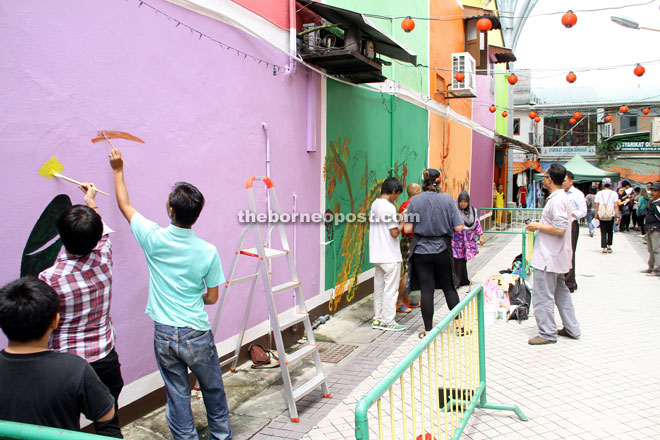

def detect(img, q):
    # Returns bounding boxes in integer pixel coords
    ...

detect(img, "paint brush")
[102,132,130,168]
[38,157,111,196]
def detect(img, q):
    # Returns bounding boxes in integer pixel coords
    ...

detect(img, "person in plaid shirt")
[39,183,123,438]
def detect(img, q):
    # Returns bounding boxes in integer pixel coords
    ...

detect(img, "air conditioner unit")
[451,52,477,98]
[603,123,613,138]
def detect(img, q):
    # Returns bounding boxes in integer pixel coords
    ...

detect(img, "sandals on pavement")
[418,331,429,339]
[406,301,421,308]
[397,304,412,313]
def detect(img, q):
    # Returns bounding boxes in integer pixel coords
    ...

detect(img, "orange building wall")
[429,0,473,199]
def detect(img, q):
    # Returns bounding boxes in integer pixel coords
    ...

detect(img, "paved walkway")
[252,228,660,440]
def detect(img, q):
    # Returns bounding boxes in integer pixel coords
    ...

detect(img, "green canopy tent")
[533,154,620,182]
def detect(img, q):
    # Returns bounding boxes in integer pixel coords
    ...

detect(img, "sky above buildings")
[513,0,660,92]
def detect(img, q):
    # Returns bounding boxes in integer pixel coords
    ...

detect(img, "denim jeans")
[154,323,232,440]
[586,209,595,233]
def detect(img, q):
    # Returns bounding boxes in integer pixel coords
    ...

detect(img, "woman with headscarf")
[404,169,465,339]
[452,191,484,288]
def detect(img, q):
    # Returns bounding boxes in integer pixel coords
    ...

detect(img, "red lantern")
[455,72,465,82]
[620,105,629,113]
[569,118,576,124]
[508,73,518,85]
[634,64,645,77]
[477,18,492,32]
[535,116,541,123]
[502,111,508,118]
[529,111,537,119]
[566,71,577,83]
[401,16,415,33]
[573,111,582,119]
[489,105,497,113]
[604,115,612,123]
[642,108,651,115]
[561,10,577,28]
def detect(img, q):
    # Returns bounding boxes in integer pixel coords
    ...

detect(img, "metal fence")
[0,421,113,440]
[478,208,543,236]
[354,285,527,440]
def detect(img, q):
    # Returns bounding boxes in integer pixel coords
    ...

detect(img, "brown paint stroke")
[91,131,145,144]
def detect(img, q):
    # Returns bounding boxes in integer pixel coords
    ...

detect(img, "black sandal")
[456,327,472,337]
[419,331,429,339]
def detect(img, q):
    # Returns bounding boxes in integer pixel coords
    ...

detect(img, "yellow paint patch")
[38,157,64,179]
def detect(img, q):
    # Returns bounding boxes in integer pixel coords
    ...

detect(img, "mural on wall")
[324,136,416,311]
[20,195,72,277]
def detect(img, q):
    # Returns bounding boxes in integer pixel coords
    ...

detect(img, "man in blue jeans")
[109,148,231,440]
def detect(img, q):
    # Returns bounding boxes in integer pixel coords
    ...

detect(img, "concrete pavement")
[122,227,660,439]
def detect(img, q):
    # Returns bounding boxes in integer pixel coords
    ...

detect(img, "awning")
[300,1,417,65]
[513,160,542,175]
[534,154,620,182]
[495,133,540,155]
[462,6,502,29]
[489,45,516,64]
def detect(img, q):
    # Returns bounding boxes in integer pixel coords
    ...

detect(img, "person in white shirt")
[594,178,620,254]
[369,177,405,332]
[526,163,581,345]
[562,171,587,293]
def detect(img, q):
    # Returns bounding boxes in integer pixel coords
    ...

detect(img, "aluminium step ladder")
[210,176,330,422]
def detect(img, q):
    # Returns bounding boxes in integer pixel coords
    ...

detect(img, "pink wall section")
[470,74,496,211]
[0,0,321,386]
[470,132,495,212]
[232,0,290,29]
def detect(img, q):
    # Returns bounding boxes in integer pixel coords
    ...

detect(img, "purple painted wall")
[469,74,495,211]
[470,132,495,212]
[0,0,321,387]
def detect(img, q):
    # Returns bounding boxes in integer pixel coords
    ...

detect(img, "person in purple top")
[451,191,484,288]
[526,163,581,345]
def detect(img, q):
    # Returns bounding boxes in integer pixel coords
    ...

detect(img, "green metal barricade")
[478,208,543,236]
[354,285,527,440]
[0,421,114,439]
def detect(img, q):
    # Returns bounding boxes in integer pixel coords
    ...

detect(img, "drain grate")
[305,342,358,363]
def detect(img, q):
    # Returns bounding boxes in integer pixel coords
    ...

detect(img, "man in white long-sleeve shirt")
[563,171,587,293]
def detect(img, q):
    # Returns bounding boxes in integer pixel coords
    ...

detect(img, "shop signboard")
[541,145,596,156]
[613,141,660,152]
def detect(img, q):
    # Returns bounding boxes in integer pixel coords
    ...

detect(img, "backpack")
[598,191,615,221]
[247,344,279,369]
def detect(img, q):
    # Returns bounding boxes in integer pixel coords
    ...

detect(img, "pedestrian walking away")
[451,191,484,289]
[563,171,586,293]
[586,186,597,237]
[594,178,620,254]
[526,163,581,345]
[643,182,660,277]
[404,169,464,339]
[109,148,232,440]
[369,177,406,331]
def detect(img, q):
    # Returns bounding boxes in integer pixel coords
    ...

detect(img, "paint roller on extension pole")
[38,157,111,196]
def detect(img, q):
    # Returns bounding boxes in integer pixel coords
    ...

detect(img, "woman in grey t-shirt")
[404,169,464,338]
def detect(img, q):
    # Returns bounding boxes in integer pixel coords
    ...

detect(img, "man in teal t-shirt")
[110,148,231,440]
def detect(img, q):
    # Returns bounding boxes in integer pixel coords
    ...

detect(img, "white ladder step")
[272,281,301,295]
[292,374,327,401]
[226,273,259,286]
[284,343,318,366]
[240,247,288,259]
[278,313,308,331]
[220,355,237,368]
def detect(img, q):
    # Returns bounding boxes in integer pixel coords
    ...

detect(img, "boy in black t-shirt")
[0,277,115,431]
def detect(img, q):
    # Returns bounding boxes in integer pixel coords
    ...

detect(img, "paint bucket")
[496,307,508,321]
[484,303,498,326]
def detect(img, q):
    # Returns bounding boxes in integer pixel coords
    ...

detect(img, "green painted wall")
[324,79,428,310]
[496,65,509,134]
[327,0,429,96]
